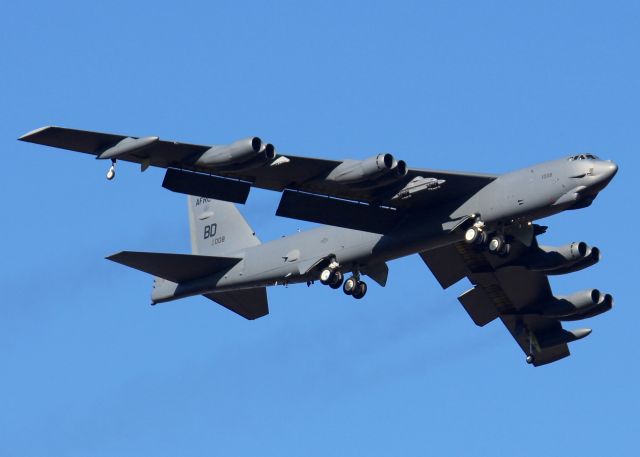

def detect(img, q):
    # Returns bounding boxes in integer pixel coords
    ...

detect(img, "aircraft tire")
[488,235,505,254]
[343,277,357,295]
[320,268,333,285]
[330,271,344,289]
[352,281,367,299]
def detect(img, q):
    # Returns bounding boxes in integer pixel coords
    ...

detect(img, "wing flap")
[458,286,499,326]
[162,168,251,204]
[203,288,269,320]
[419,245,471,289]
[276,190,401,233]
[107,251,241,283]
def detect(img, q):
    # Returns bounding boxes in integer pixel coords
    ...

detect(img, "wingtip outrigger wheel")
[526,329,535,365]
[106,159,116,180]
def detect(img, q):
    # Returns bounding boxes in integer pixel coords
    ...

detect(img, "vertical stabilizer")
[188,196,261,256]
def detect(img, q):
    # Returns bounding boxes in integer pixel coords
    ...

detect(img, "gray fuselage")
[153,156,617,303]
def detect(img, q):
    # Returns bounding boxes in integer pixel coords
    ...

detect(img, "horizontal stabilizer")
[204,287,269,320]
[107,251,241,283]
[276,190,400,233]
[163,168,251,204]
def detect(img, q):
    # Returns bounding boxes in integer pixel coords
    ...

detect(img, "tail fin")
[188,196,260,256]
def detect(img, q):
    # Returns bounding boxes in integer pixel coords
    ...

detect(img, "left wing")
[20,126,496,232]
[420,230,610,366]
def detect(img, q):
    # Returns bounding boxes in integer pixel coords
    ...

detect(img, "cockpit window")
[568,154,599,161]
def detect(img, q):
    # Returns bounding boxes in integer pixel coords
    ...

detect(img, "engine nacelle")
[525,242,599,275]
[562,293,613,321]
[196,137,276,169]
[326,153,406,185]
[540,289,602,318]
[548,246,600,275]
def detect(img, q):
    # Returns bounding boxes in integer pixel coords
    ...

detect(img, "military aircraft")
[19,126,619,366]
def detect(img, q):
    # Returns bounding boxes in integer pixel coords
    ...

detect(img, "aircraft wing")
[420,235,594,366]
[20,127,497,231]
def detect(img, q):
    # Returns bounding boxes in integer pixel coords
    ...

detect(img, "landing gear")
[329,271,344,289]
[320,264,344,289]
[343,277,357,295]
[464,219,511,257]
[488,234,510,256]
[526,329,536,365]
[106,159,116,180]
[464,226,487,245]
[342,269,367,299]
[319,268,333,285]
[352,281,367,299]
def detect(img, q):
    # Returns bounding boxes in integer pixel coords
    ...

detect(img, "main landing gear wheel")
[343,277,357,295]
[320,268,334,285]
[526,355,535,365]
[329,271,344,289]
[488,235,510,257]
[464,227,487,245]
[352,281,367,299]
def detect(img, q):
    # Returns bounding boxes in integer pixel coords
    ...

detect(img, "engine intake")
[196,137,275,169]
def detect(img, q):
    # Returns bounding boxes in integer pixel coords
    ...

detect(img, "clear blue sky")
[2,1,638,455]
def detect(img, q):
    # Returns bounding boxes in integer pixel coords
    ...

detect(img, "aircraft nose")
[602,161,618,179]
[594,160,618,182]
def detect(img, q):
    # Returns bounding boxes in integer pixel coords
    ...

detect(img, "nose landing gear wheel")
[352,281,367,299]
[526,355,535,365]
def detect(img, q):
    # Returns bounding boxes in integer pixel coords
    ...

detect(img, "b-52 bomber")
[20,126,619,366]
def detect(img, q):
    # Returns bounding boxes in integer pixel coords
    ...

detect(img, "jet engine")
[562,293,613,321]
[525,242,600,275]
[537,289,613,321]
[540,289,602,318]
[326,153,408,186]
[196,137,276,170]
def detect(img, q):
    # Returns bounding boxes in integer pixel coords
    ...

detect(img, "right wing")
[420,230,609,366]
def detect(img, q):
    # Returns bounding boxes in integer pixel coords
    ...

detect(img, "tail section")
[188,196,261,256]
[110,196,269,318]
